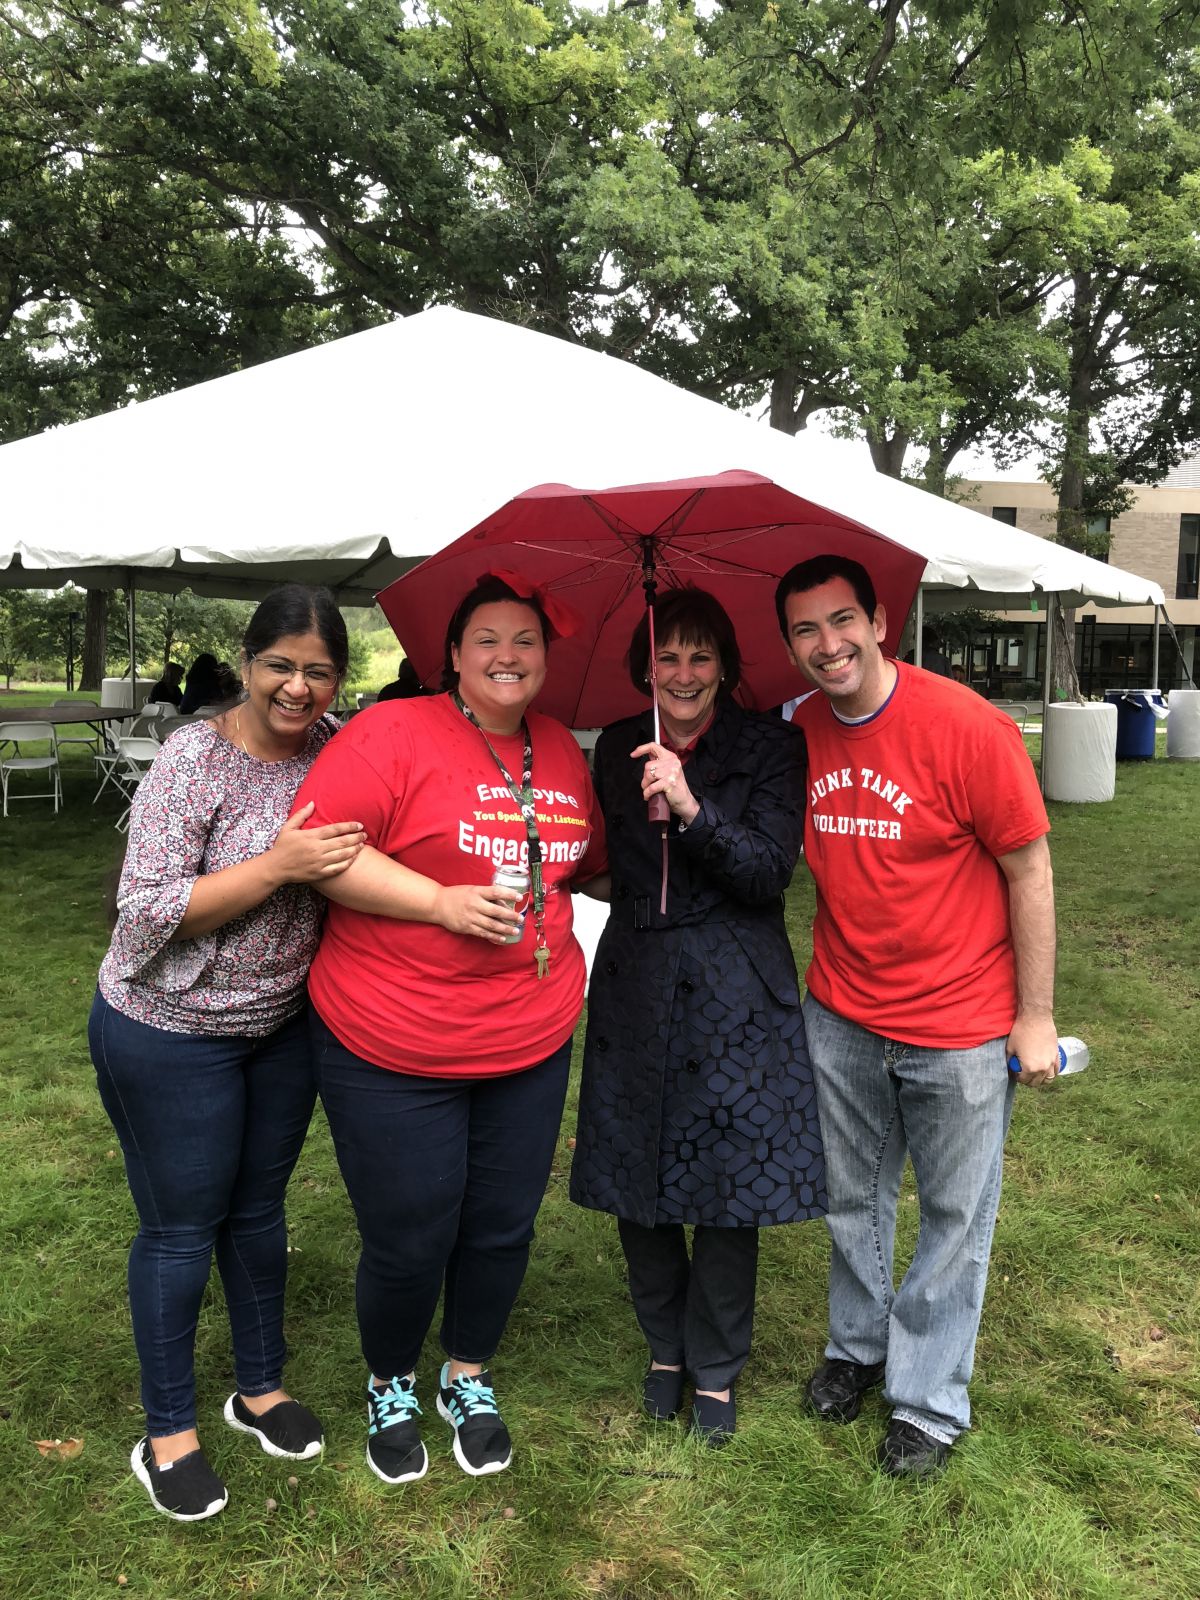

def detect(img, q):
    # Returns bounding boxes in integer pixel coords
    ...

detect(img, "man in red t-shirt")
[776,554,1060,1479]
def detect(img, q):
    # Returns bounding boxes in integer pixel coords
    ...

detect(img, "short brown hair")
[626,588,741,696]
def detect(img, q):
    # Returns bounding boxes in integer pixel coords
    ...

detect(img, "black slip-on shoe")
[805,1358,887,1423]
[131,1437,227,1522]
[690,1390,736,1449]
[877,1418,954,1479]
[641,1366,686,1421]
[224,1393,324,1460]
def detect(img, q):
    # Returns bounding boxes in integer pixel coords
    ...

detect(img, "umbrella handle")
[646,591,671,827]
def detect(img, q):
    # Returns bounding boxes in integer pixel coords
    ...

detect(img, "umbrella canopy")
[377,470,926,727]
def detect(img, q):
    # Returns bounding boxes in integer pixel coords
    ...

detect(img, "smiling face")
[654,632,722,745]
[782,577,892,718]
[240,627,340,752]
[451,601,547,733]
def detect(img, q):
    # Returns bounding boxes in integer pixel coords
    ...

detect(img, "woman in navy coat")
[570,589,826,1445]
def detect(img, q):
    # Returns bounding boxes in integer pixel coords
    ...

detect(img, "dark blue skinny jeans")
[310,1007,571,1381]
[89,992,316,1438]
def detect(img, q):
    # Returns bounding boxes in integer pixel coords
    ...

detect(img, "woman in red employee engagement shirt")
[295,574,605,1484]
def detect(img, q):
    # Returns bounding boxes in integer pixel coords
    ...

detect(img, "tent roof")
[0,307,1164,610]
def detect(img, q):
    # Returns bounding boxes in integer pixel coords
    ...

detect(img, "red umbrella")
[377,469,925,728]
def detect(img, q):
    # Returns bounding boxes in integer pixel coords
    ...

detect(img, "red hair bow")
[485,568,580,641]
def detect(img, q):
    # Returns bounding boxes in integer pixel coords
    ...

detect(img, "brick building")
[951,457,1199,695]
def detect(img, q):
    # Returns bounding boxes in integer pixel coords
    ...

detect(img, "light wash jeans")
[803,994,1015,1443]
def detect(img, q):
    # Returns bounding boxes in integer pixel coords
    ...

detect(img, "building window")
[1179,514,1200,599]
[991,506,1017,525]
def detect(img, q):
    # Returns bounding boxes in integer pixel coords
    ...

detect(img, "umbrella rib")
[562,562,644,727]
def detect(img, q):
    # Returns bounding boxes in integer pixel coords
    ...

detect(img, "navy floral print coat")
[570,699,826,1229]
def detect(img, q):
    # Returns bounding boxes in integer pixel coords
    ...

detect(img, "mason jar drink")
[491,864,531,944]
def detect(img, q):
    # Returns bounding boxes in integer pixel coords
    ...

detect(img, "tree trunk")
[769,369,800,433]
[867,425,909,479]
[80,588,109,691]
[1049,599,1083,704]
[1047,271,1099,704]
[922,440,948,499]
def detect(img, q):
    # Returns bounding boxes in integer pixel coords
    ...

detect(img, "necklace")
[234,709,252,756]
[452,691,550,978]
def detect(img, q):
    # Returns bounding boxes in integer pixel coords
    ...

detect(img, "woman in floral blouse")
[89,584,364,1521]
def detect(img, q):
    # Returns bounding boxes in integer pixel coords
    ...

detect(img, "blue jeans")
[89,993,316,1438]
[803,995,1015,1442]
[311,1009,571,1380]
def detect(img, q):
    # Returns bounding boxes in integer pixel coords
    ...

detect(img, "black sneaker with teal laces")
[130,1437,228,1522]
[223,1392,324,1460]
[366,1374,429,1484]
[436,1363,512,1476]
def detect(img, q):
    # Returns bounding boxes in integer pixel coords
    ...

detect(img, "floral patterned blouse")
[98,716,337,1036]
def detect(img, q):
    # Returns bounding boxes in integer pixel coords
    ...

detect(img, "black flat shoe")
[805,1358,887,1423]
[877,1418,953,1479]
[690,1390,736,1449]
[641,1366,685,1421]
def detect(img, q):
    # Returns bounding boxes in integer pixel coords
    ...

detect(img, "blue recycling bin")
[1104,689,1166,760]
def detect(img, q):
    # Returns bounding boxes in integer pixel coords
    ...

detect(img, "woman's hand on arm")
[573,871,612,902]
[174,803,366,939]
[315,843,522,943]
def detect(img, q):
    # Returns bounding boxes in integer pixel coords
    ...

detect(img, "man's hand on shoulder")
[1006,1011,1060,1086]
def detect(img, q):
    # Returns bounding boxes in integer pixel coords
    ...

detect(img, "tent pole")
[914,584,924,667]
[126,573,137,709]
[1151,604,1160,690]
[1039,593,1055,792]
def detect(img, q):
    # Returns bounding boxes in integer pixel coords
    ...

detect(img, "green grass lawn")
[1,729,1197,1600]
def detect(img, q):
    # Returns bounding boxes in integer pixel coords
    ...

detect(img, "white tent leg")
[126,574,137,707]
[1039,593,1055,792]
[1152,604,1160,690]
[914,584,924,667]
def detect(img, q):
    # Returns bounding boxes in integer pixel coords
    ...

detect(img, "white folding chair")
[113,736,162,833]
[0,721,63,817]
[94,706,165,804]
[51,699,102,756]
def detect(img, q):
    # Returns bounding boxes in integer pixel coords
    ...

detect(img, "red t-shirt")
[791,663,1050,1047]
[294,694,607,1076]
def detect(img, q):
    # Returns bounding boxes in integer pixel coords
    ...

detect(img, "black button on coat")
[570,700,827,1228]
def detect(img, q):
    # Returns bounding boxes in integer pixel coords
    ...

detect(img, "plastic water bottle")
[1007,1037,1089,1077]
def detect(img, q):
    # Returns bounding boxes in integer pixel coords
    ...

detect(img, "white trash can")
[1044,702,1117,803]
[1166,688,1200,760]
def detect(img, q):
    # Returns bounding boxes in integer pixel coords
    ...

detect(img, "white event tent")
[0,306,1165,626]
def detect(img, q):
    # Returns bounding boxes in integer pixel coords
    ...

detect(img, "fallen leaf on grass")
[34,1437,84,1460]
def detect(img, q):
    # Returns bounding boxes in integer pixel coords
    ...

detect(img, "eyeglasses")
[250,654,339,688]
